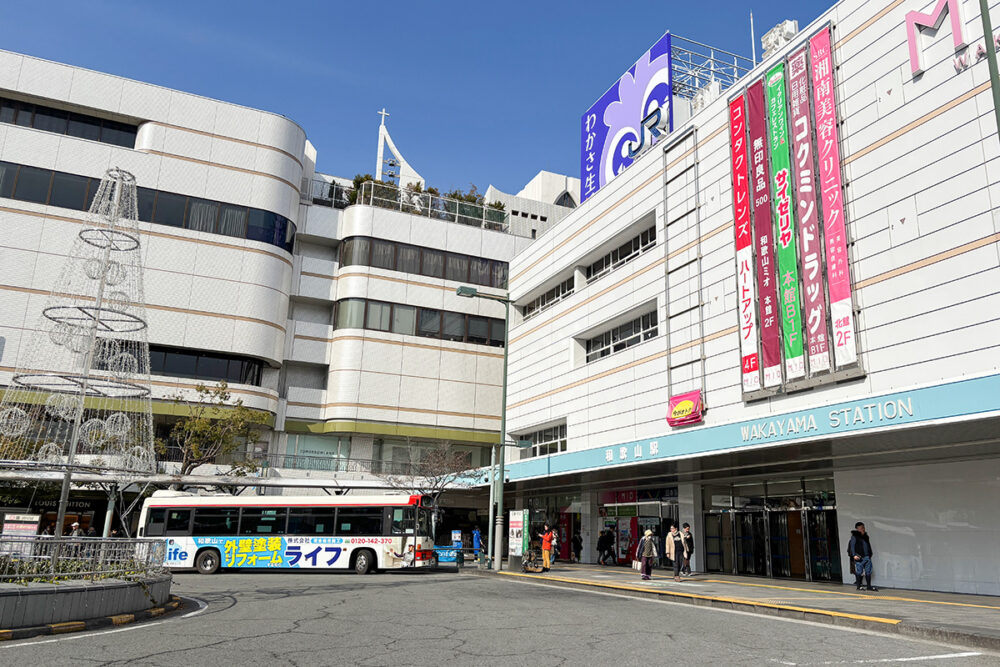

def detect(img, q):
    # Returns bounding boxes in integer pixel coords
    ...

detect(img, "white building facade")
[503,0,1000,595]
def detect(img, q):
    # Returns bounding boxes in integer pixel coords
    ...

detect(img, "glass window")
[336,507,383,536]
[192,508,239,536]
[239,508,287,534]
[469,257,491,286]
[334,299,366,329]
[247,209,278,244]
[390,507,414,535]
[442,312,466,341]
[391,305,416,335]
[445,254,469,282]
[467,316,489,345]
[32,106,68,134]
[488,319,505,347]
[153,192,187,227]
[0,162,15,198]
[84,178,99,211]
[218,204,247,237]
[365,301,392,331]
[186,198,219,233]
[165,509,192,536]
[340,237,370,267]
[371,239,395,270]
[67,112,101,141]
[148,349,166,374]
[0,98,15,124]
[101,119,136,148]
[287,509,336,535]
[145,508,166,537]
[48,172,89,210]
[136,187,156,222]
[396,244,420,273]
[417,308,441,338]
[162,351,197,378]
[12,165,51,203]
[14,102,33,127]
[421,249,444,278]
[492,262,509,289]
[196,354,229,381]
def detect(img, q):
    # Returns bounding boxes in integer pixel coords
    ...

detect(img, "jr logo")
[626,106,671,159]
[906,0,967,75]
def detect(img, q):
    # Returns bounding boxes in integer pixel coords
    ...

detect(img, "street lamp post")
[457,285,513,571]
[980,0,1000,141]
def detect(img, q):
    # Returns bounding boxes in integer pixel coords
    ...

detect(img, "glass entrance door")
[806,509,842,581]
[769,511,808,578]
[703,513,733,573]
[734,511,767,576]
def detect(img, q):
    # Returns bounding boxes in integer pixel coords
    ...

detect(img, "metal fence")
[0,537,166,584]
[357,181,508,232]
[308,179,353,209]
[257,452,426,476]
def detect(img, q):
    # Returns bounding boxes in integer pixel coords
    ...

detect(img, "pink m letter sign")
[906,0,967,74]
[810,27,857,369]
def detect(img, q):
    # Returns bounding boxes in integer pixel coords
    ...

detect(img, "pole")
[102,484,116,538]
[750,11,757,66]
[486,443,496,566]
[980,0,1000,141]
[492,300,509,572]
[54,177,120,536]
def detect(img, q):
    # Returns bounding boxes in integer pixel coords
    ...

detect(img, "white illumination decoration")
[0,168,155,475]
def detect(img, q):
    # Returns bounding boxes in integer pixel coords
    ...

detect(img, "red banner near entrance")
[746,79,782,388]
[667,390,704,426]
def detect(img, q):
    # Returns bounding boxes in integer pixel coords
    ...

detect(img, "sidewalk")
[480,563,1000,652]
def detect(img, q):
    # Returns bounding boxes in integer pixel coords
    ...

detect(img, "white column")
[677,482,704,572]
[581,489,599,564]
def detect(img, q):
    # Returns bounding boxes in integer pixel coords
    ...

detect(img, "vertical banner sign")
[810,27,858,367]
[787,47,832,374]
[508,510,524,557]
[728,95,760,392]
[746,80,782,388]
[765,63,806,381]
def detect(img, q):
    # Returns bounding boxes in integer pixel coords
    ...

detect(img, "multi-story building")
[0,49,553,515]
[503,0,1000,596]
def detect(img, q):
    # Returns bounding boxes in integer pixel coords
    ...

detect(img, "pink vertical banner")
[787,47,831,374]
[747,80,782,388]
[810,27,857,367]
[728,94,761,393]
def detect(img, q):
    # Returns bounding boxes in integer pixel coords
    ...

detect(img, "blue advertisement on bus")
[165,535,397,569]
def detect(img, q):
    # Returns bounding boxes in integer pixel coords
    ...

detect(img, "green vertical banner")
[765,63,805,380]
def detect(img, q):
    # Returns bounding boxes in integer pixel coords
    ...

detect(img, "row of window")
[0,160,296,253]
[585,311,658,363]
[92,342,265,386]
[334,298,505,347]
[585,225,657,283]
[0,96,138,148]
[520,423,568,459]
[339,236,508,289]
[145,506,391,538]
[522,277,574,321]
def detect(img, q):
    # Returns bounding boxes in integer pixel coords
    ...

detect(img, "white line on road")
[0,596,209,649]
[770,652,983,665]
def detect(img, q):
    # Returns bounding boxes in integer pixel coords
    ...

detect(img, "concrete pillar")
[677,482,703,572]
[581,490,599,564]
[351,434,375,460]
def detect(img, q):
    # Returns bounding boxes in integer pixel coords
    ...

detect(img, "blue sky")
[1,1,834,194]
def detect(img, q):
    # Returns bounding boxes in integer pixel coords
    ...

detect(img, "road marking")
[500,571,901,624]
[769,651,982,665]
[0,597,208,649]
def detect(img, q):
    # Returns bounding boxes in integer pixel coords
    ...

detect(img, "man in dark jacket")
[847,521,878,591]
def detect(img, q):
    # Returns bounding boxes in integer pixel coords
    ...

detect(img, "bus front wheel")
[195,548,221,575]
[354,549,375,575]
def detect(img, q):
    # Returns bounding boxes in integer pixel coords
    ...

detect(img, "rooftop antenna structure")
[374,108,425,190]
[670,35,754,101]
[751,11,757,65]
[0,167,155,536]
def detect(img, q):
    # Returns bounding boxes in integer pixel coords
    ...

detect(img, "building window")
[555,191,576,208]
[332,298,505,348]
[520,424,568,458]
[585,225,656,284]
[0,95,138,148]
[585,310,658,363]
[0,160,295,252]
[522,277,574,321]
[338,235,508,288]
[99,343,264,386]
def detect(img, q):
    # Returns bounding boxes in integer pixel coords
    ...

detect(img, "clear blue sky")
[0,1,834,194]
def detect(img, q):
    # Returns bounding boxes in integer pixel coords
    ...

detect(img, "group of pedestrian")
[596,528,616,565]
[636,522,695,581]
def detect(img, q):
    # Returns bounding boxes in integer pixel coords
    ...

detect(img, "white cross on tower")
[377,108,390,126]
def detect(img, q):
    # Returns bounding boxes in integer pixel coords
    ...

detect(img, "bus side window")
[336,507,383,536]
[287,509,335,535]
[146,508,166,537]
[193,508,239,536]
[165,509,192,536]
[389,508,413,535]
[239,508,288,534]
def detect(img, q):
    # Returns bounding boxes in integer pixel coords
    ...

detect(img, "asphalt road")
[1,571,996,666]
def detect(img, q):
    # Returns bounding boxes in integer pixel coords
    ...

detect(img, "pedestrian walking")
[681,523,695,576]
[537,524,554,572]
[572,533,583,563]
[550,528,560,564]
[86,525,97,537]
[68,521,83,537]
[848,521,878,591]
[664,524,688,582]
[603,529,618,565]
[636,529,659,580]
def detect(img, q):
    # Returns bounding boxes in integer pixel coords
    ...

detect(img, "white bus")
[138,491,436,574]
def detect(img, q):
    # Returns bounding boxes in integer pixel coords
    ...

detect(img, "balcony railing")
[357,181,509,232]
[156,450,427,477]
[308,179,353,209]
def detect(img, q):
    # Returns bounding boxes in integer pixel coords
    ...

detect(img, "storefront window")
[733,483,765,510]
[804,477,836,508]
[702,484,732,510]
[766,479,804,510]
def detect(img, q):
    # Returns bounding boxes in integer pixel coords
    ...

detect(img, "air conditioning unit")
[762,20,799,60]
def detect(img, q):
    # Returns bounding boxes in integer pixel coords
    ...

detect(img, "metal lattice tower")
[0,168,155,488]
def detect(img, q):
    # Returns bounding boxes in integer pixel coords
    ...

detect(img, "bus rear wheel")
[354,549,375,574]
[195,548,221,575]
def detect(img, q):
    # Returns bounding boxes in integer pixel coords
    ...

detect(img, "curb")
[0,595,184,642]
[463,569,1000,653]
